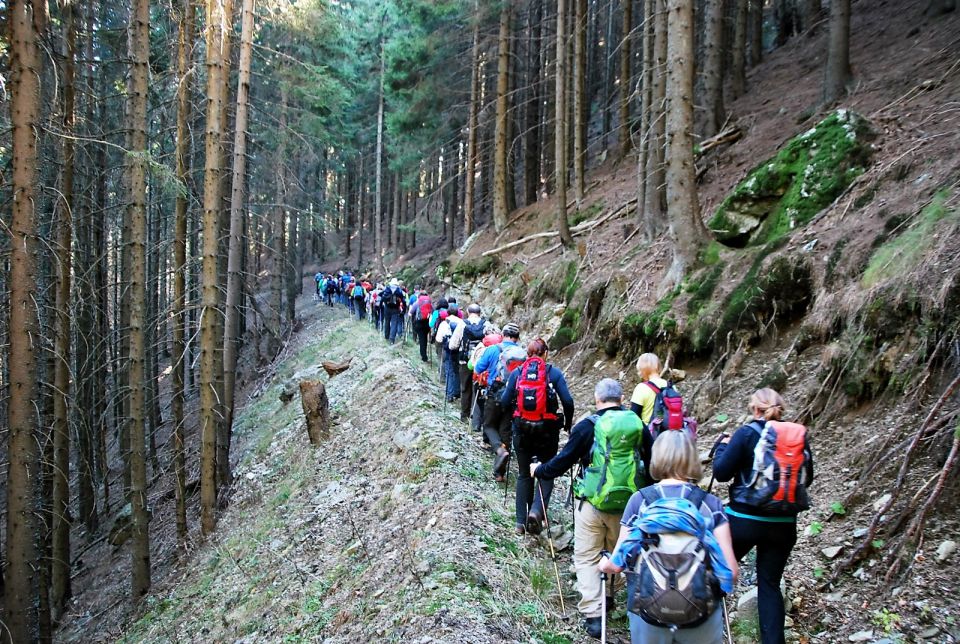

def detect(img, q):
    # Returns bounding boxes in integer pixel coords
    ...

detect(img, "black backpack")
[458,318,486,364]
[384,287,404,309]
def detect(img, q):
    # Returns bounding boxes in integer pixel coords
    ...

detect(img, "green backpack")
[574,409,646,513]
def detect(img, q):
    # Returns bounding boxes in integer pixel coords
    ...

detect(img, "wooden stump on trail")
[299,380,330,445]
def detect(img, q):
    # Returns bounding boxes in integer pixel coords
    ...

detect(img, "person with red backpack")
[500,338,575,535]
[712,388,814,644]
[630,353,695,474]
[475,323,526,481]
[409,290,433,362]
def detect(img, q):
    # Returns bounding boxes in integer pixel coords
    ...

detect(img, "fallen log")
[322,357,352,378]
[300,379,330,445]
[481,198,637,258]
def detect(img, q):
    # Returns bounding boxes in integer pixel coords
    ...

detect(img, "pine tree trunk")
[799,0,822,31]
[749,0,764,66]
[392,171,401,250]
[731,0,748,97]
[523,0,543,205]
[822,0,851,104]
[128,0,153,596]
[556,0,574,246]
[7,0,46,636]
[636,0,654,227]
[702,0,725,136]
[171,0,194,543]
[573,0,587,204]
[646,0,668,234]
[664,0,705,285]
[375,39,386,271]
[200,0,228,536]
[51,0,76,617]
[222,0,254,497]
[493,2,512,232]
[618,0,633,158]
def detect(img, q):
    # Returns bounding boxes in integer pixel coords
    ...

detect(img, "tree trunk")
[128,0,153,597]
[636,0,654,228]
[731,0,748,97]
[392,171,401,250]
[199,0,228,536]
[171,0,195,543]
[222,0,255,500]
[7,0,46,637]
[618,0,633,158]
[646,0,668,235]
[523,0,543,205]
[51,0,76,617]
[702,0,725,136]
[822,0,851,104]
[799,0,822,31]
[664,0,705,285]
[749,0,763,66]
[556,0,574,247]
[375,39,386,271]
[300,381,330,445]
[493,2,512,232]
[573,0,588,204]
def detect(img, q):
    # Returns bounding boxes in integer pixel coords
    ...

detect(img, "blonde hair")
[649,430,703,482]
[749,388,785,421]
[636,353,661,380]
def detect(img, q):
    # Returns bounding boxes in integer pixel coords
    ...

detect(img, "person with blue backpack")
[712,388,813,644]
[351,281,366,320]
[529,378,646,639]
[598,430,738,644]
[475,323,525,481]
[380,278,406,343]
[435,303,463,401]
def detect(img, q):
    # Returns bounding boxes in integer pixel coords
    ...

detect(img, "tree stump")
[299,379,330,445]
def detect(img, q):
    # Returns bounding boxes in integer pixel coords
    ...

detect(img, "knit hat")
[502,322,520,338]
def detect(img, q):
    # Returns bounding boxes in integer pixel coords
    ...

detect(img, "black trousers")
[729,514,797,644]
[482,392,513,449]
[513,424,560,528]
[413,319,429,361]
[458,362,474,421]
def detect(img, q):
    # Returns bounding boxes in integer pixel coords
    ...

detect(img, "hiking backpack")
[575,409,646,512]
[646,381,698,442]
[417,295,433,321]
[384,287,404,309]
[734,420,811,513]
[512,356,559,431]
[458,318,487,364]
[627,488,721,629]
[352,284,364,298]
[495,344,528,385]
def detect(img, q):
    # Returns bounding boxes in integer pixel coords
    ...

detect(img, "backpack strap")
[638,485,662,509]
[644,381,661,395]
[747,419,766,435]
[685,485,708,515]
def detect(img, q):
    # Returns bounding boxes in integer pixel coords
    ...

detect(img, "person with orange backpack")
[500,338,575,535]
[469,324,502,435]
[712,388,814,644]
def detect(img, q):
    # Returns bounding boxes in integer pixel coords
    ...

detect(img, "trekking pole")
[705,433,726,493]
[532,457,567,614]
[722,597,733,644]
[599,549,611,644]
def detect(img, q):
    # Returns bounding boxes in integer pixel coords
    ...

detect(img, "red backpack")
[646,381,697,441]
[417,295,433,320]
[513,357,559,430]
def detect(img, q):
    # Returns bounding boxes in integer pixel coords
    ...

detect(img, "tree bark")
[171,0,195,543]
[556,0,574,247]
[128,0,153,596]
[636,0,654,228]
[222,0,255,501]
[822,0,851,104]
[799,0,822,31]
[749,0,763,66]
[200,0,228,536]
[646,0,668,234]
[7,0,46,637]
[523,0,543,205]
[731,0,749,97]
[664,0,705,285]
[618,0,633,158]
[573,0,588,204]
[51,0,76,616]
[375,38,386,271]
[493,2,513,232]
[300,381,330,445]
[702,0,726,136]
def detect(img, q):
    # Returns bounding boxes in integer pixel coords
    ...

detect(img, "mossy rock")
[531,260,579,304]
[757,364,789,392]
[709,110,874,247]
[451,255,501,280]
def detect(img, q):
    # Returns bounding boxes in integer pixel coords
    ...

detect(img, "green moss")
[686,263,724,315]
[700,241,725,266]
[709,110,873,247]
[863,190,956,287]
[451,255,501,280]
[824,239,848,288]
[617,287,681,358]
[570,200,604,227]
[563,261,580,303]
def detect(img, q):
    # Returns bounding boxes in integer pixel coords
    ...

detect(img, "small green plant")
[872,607,902,634]
[808,521,823,536]
[830,501,846,515]
[871,539,885,549]
[813,566,825,579]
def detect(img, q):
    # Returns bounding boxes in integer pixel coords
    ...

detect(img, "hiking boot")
[525,510,543,536]
[493,447,510,478]
[514,525,525,536]
[584,616,602,639]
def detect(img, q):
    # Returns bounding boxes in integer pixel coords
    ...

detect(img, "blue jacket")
[501,363,575,431]
[474,341,516,383]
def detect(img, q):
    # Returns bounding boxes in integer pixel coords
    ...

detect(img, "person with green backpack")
[529,378,647,640]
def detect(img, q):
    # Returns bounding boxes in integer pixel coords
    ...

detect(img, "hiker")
[314,272,324,299]
[351,281,366,320]
[381,278,406,343]
[598,430,738,644]
[428,297,449,372]
[324,275,336,307]
[630,353,680,473]
[475,322,526,480]
[409,290,433,362]
[529,378,646,639]
[711,388,813,644]
[469,324,502,434]
[501,338,574,535]
[448,303,486,423]
[436,302,463,402]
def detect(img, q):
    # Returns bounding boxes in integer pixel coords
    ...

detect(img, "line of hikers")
[325,276,814,644]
